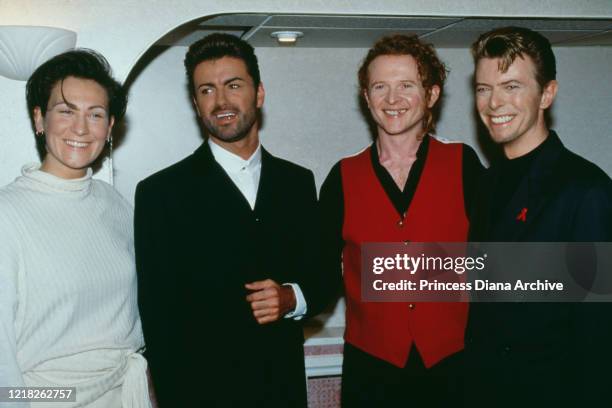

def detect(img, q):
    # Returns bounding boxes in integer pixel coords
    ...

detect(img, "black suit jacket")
[134,142,326,407]
[465,132,612,407]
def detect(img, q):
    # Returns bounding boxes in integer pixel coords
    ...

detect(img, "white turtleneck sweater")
[0,164,150,408]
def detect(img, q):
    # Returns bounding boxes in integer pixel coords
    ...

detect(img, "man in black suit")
[465,26,612,407]
[134,33,326,407]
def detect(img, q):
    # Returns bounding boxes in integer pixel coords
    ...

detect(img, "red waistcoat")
[341,137,469,368]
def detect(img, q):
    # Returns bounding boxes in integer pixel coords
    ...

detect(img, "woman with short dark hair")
[0,49,152,407]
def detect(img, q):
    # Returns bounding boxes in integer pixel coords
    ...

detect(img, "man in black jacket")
[134,33,327,407]
[465,26,612,407]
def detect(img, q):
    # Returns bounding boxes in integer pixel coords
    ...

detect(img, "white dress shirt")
[208,139,307,319]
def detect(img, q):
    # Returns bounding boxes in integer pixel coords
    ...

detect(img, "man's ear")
[427,85,441,108]
[540,80,558,110]
[363,89,371,108]
[192,97,202,117]
[256,82,265,108]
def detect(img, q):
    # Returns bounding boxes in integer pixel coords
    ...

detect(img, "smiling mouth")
[64,140,90,148]
[215,112,237,120]
[490,115,514,125]
[383,109,407,117]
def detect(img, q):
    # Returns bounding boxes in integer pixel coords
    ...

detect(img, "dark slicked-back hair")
[184,33,260,97]
[26,49,127,121]
[358,34,447,135]
[471,26,556,89]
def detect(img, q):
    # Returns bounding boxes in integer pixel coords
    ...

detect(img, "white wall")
[0,78,33,185]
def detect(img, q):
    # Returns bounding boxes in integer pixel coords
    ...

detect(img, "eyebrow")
[50,100,107,111]
[196,76,247,90]
[224,76,245,85]
[475,79,521,87]
[370,79,417,85]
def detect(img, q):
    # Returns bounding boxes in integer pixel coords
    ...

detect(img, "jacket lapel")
[474,131,568,242]
[498,172,530,241]
[514,132,566,241]
[253,147,279,215]
[190,141,255,216]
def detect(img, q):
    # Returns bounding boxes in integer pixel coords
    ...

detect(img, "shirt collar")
[208,138,262,173]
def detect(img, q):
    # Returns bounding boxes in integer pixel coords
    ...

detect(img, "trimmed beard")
[202,104,258,144]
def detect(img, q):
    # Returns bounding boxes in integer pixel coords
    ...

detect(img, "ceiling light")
[270,31,304,45]
[0,26,77,81]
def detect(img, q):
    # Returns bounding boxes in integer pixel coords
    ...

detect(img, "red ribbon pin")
[516,207,528,222]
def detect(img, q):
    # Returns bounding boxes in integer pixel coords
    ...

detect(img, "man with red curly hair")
[319,34,483,407]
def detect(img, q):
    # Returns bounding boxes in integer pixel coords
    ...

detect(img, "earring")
[35,130,45,137]
[107,134,114,185]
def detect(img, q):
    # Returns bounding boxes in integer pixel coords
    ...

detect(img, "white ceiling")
[157,14,612,48]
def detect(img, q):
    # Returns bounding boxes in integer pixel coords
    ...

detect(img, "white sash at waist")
[22,349,151,408]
